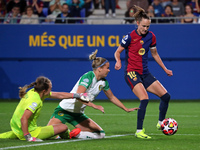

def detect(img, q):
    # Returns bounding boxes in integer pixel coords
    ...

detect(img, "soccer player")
[0,76,90,141]
[114,5,173,139]
[47,50,139,139]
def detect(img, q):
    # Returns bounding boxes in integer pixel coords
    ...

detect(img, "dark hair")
[133,5,150,22]
[185,4,193,14]
[89,49,108,69]
[25,6,33,14]
[19,76,51,98]
[62,3,69,7]
[12,4,20,9]
[124,7,135,23]
[164,5,173,12]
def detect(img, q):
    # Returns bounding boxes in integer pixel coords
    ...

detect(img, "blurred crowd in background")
[0,0,199,24]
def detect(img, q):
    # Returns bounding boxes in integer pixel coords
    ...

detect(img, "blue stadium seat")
[42,8,49,17]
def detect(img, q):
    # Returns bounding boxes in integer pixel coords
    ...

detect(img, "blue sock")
[159,93,170,121]
[137,99,149,129]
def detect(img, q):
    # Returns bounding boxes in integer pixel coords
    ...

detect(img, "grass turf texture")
[0,100,199,150]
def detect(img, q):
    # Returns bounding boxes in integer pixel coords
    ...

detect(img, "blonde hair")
[19,76,51,98]
[89,49,108,69]
[133,5,150,22]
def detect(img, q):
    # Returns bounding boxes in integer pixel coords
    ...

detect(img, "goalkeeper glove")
[24,133,43,142]
[73,93,94,102]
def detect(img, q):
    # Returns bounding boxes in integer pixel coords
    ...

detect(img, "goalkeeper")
[0,76,90,141]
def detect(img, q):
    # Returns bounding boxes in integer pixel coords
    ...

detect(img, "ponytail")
[19,76,51,98]
[133,5,150,22]
[89,50,108,69]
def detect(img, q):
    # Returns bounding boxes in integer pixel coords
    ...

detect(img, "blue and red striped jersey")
[121,30,156,75]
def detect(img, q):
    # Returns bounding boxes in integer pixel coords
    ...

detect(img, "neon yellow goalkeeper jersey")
[10,88,51,139]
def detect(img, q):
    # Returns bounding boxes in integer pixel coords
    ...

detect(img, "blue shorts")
[124,71,157,90]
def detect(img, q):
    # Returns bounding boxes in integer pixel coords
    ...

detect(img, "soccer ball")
[161,118,178,135]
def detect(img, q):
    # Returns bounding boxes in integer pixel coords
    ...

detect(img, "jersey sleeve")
[26,98,42,113]
[42,92,51,100]
[103,80,110,91]
[150,32,156,49]
[78,72,93,89]
[120,34,131,49]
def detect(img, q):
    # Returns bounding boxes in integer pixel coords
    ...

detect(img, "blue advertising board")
[0,24,200,100]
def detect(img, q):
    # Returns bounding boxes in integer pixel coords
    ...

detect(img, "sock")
[137,99,149,129]
[158,121,162,125]
[76,130,105,139]
[59,129,70,139]
[159,93,170,121]
[136,129,142,133]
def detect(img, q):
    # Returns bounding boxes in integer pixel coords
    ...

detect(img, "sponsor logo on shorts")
[58,111,64,116]
[133,77,137,81]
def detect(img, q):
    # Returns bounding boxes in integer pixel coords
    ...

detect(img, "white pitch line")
[0,133,200,150]
[87,114,199,117]
[0,134,133,150]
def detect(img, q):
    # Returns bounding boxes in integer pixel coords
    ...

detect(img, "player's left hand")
[165,69,173,76]
[114,61,122,70]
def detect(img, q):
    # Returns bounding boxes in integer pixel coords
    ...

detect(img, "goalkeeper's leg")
[36,124,69,140]
[0,131,18,139]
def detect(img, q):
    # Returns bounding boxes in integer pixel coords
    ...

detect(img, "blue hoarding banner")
[0,24,200,100]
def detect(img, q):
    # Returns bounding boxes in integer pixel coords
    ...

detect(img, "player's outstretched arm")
[104,89,139,112]
[82,101,105,113]
[150,48,173,76]
[50,92,90,102]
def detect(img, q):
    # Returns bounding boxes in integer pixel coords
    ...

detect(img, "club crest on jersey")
[140,40,144,45]
[138,48,145,55]
[99,85,103,91]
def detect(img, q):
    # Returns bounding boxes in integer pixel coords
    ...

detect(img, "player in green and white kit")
[0,76,90,141]
[48,50,139,139]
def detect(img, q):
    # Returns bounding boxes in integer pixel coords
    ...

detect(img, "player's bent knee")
[161,92,170,102]
[60,124,68,132]
[54,124,68,134]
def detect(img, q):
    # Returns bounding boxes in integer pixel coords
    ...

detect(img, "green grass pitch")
[0,100,199,150]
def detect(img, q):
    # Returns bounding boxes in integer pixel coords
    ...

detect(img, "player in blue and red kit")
[114,5,173,139]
